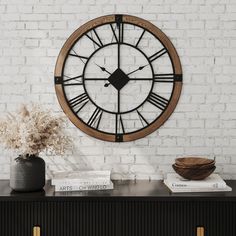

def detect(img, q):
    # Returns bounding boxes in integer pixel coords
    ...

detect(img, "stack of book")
[164,173,232,193]
[51,170,113,192]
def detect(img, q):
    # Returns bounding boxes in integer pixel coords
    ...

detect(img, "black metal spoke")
[84,78,108,81]
[117,16,123,69]
[64,83,83,86]
[128,78,152,81]
[118,41,120,69]
[117,90,120,113]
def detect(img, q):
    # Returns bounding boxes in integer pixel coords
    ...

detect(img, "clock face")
[55,14,182,142]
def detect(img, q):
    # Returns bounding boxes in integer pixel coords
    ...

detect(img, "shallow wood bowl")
[175,157,215,168]
[174,162,215,169]
[172,164,216,180]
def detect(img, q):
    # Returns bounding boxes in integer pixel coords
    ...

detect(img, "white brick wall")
[0,0,236,180]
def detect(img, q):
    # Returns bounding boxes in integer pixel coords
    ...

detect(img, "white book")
[52,170,111,179]
[55,182,114,192]
[51,170,111,185]
[166,173,227,189]
[52,178,111,186]
[164,180,232,193]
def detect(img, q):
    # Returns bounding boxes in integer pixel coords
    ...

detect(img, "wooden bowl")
[175,157,215,167]
[172,164,216,180]
[174,162,215,169]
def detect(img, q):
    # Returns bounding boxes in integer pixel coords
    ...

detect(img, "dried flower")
[0,104,71,157]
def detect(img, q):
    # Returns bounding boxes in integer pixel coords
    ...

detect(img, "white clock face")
[55,15,182,142]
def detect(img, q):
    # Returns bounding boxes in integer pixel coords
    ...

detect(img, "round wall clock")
[54,14,182,142]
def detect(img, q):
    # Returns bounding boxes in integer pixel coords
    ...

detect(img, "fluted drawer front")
[117,201,236,236]
[0,200,235,236]
[0,201,117,236]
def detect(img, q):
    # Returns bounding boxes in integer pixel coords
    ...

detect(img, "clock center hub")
[108,68,129,90]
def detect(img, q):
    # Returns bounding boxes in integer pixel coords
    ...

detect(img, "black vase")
[10,155,45,192]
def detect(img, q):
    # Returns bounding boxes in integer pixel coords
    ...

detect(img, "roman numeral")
[63,75,83,86]
[68,93,89,113]
[116,114,125,134]
[135,29,145,48]
[87,107,103,129]
[147,93,169,110]
[86,29,103,49]
[154,74,183,82]
[118,22,124,43]
[137,110,149,127]
[148,48,167,62]
[110,23,124,43]
[154,74,175,83]
[68,54,88,60]
[69,50,88,64]
[109,15,124,44]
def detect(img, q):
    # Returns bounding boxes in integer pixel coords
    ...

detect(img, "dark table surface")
[0,180,236,201]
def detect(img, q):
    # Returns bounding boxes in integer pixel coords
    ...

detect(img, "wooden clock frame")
[54,14,182,142]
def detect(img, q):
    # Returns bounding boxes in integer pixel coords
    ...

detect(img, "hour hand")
[104,82,110,87]
[95,63,111,75]
[127,64,149,76]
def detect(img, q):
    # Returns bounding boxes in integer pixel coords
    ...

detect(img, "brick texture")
[0,0,236,180]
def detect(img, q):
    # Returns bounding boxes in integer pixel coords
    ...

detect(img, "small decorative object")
[54,14,183,142]
[0,105,71,192]
[172,157,216,180]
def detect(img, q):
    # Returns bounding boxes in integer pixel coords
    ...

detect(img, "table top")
[0,180,236,202]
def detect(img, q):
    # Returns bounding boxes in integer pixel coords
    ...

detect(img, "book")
[51,170,111,185]
[54,181,114,192]
[164,180,232,193]
[51,170,111,179]
[166,173,227,189]
[52,179,111,186]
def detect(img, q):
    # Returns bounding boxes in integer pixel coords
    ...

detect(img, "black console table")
[0,180,236,236]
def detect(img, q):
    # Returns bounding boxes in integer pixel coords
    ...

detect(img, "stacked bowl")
[172,157,215,180]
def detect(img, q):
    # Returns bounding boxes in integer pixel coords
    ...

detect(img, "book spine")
[170,182,226,189]
[55,183,113,192]
[52,171,111,179]
[52,178,111,186]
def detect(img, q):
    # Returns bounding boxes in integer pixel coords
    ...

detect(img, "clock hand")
[104,82,110,87]
[105,64,149,87]
[95,63,112,75]
[127,64,149,76]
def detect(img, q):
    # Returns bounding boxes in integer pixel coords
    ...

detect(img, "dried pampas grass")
[0,104,71,157]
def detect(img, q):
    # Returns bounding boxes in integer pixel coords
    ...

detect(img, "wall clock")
[54,14,182,142]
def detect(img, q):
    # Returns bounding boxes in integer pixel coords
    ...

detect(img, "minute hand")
[95,63,111,75]
[127,64,148,76]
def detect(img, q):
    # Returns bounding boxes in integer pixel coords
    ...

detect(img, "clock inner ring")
[82,43,154,114]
